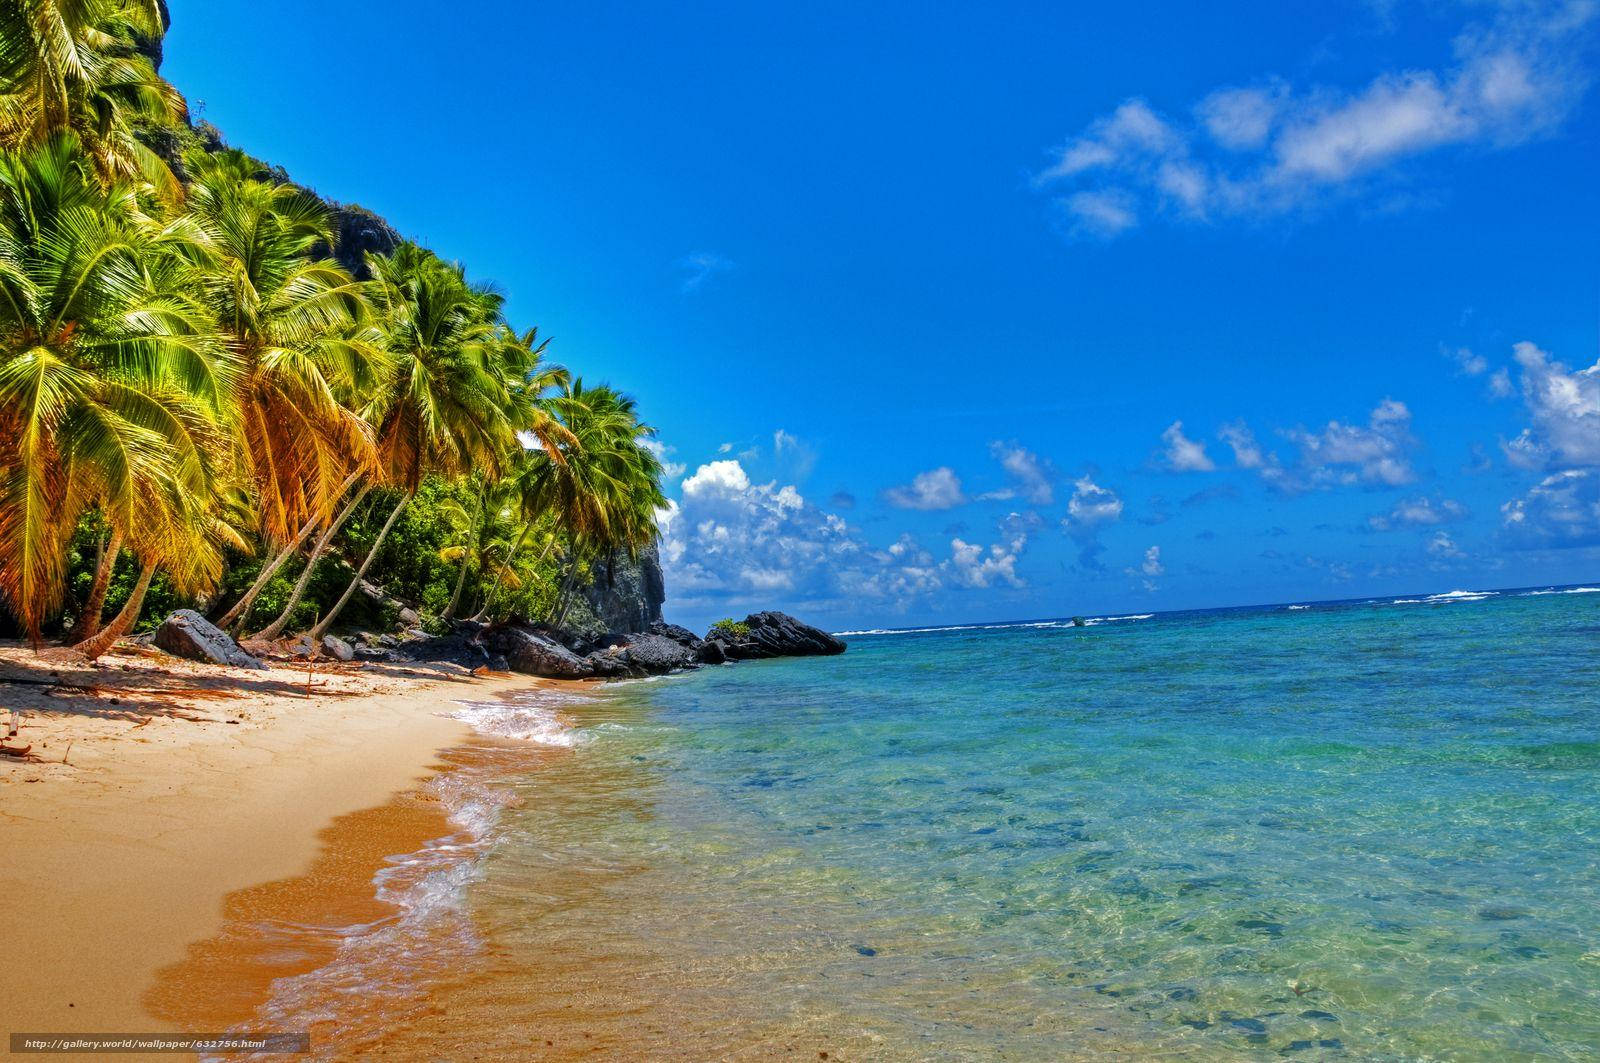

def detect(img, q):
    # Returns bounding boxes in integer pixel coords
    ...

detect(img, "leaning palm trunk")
[254,485,372,640]
[473,533,556,622]
[68,527,125,643]
[308,495,410,642]
[74,561,157,661]
[222,472,363,632]
[442,486,488,621]
[549,554,583,630]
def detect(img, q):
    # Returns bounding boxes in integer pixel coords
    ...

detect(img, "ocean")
[255,585,1600,1060]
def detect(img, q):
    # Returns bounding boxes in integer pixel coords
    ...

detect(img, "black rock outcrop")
[715,612,847,659]
[153,610,268,670]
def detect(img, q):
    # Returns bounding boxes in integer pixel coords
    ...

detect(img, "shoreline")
[0,642,566,1037]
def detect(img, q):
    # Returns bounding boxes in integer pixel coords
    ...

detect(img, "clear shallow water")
[274,586,1600,1060]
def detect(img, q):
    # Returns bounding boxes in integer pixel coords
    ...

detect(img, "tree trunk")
[73,560,156,661]
[473,532,557,622]
[308,494,410,642]
[254,485,372,640]
[221,471,362,632]
[442,484,488,621]
[68,527,123,643]
[550,553,582,629]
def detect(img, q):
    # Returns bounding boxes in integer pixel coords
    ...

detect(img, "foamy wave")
[1523,586,1600,596]
[1390,590,1498,606]
[836,614,1153,636]
[244,768,512,1056]
[1286,605,1311,610]
[448,691,586,746]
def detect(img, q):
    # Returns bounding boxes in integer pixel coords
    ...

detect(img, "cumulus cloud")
[1222,400,1418,491]
[1125,544,1164,591]
[1061,475,1124,570]
[1160,420,1217,472]
[1501,468,1600,548]
[1368,495,1468,530]
[1500,341,1600,469]
[884,466,967,510]
[661,460,1041,617]
[1448,345,1489,376]
[1034,3,1594,236]
[948,512,1039,589]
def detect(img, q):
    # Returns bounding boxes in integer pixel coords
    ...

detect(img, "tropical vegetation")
[0,3,666,653]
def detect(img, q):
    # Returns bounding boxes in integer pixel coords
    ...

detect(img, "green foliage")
[710,618,750,640]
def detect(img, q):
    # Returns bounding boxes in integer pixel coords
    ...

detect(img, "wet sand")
[0,641,553,1041]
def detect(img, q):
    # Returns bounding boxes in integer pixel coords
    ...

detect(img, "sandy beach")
[0,642,550,1040]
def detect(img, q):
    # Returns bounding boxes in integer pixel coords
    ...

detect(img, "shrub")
[709,618,750,640]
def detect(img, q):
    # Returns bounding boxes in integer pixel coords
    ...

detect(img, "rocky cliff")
[562,543,666,641]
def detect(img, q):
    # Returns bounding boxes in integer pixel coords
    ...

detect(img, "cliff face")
[566,544,666,639]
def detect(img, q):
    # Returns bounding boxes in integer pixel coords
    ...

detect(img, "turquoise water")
[357,586,1600,1059]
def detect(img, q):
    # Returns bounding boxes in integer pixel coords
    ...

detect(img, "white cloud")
[1225,399,1418,491]
[1426,530,1466,558]
[1034,3,1594,236]
[1061,475,1124,570]
[1368,495,1468,530]
[1125,544,1165,591]
[1501,468,1600,547]
[1505,341,1600,468]
[948,512,1038,589]
[884,466,967,510]
[985,442,1057,504]
[1061,189,1139,237]
[1160,420,1217,472]
[1449,346,1489,376]
[661,461,1041,617]
[1489,366,1515,398]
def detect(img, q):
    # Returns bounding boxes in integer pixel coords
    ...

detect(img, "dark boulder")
[715,612,847,659]
[615,632,698,673]
[648,621,704,653]
[320,634,355,662]
[487,626,594,679]
[698,638,728,664]
[581,648,634,678]
[153,610,268,670]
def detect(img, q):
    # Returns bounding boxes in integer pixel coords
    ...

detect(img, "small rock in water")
[1236,918,1287,938]
[1229,1017,1267,1033]
[1478,905,1531,921]
[1298,1010,1338,1021]
[853,944,877,956]
[1167,986,1199,1002]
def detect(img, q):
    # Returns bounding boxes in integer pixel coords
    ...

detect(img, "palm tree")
[185,150,384,546]
[504,379,665,629]
[0,0,185,198]
[0,134,226,642]
[304,246,524,642]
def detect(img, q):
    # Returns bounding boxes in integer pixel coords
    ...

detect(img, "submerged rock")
[153,610,267,670]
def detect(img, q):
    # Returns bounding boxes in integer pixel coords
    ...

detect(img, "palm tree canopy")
[0,0,184,198]
[0,132,226,636]
[184,148,386,545]
[510,377,666,560]
[367,244,525,492]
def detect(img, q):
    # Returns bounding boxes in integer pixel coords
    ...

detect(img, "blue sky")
[165,1,1599,630]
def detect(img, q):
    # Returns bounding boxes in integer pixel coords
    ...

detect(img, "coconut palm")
[0,0,184,198]
[303,246,527,641]
[176,150,388,641]
[0,134,226,642]
[504,379,665,628]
